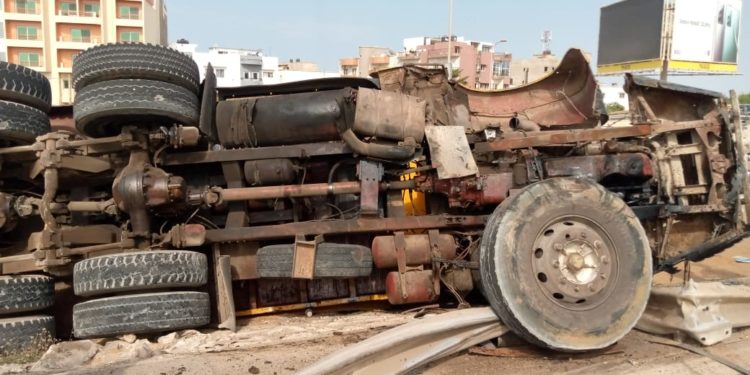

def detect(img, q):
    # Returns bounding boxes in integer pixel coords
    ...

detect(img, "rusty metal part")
[298,307,508,375]
[532,217,616,309]
[204,215,486,243]
[214,180,415,203]
[372,233,456,268]
[337,128,416,160]
[161,141,352,166]
[199,64,218,141]
[353,87,426,142]
[637,278,750,346]
[475,125,652,152]
[216,90,344,148]
[544,153,653,182]
[113,150,186,235]
[424,126,479,179]
[243,159,297,186]
[167,224,206,248]
[358,160,381,216]
[374,49,603,132]
[112,150,151,236]
[421,173,512,208]
[385,270,437,305]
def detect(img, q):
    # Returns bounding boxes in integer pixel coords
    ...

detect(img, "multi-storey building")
[339,37,513,90]
[171,42,339,87]
[0,0,167,106]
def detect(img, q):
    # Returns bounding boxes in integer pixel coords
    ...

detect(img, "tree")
[606,102,625,113]
[739,93,750,104]
[450,68,468,85]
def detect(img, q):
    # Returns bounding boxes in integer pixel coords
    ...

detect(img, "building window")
[618,93,625,99]
[215,68,224,78]
[17,26,38,40]
[264,71,273,78]
[14,0,36,14]
[454,46,460,54]
[0,23,5,39]
[119,31,141,42]
[60,2,77,15]
[243,72,249,79]
[71,29,91,43]
[252,72,259,80]
[119,6,140,19]
[63,79,70,89]
[83,3,100,16]
[493,61,509,76]
[0,52,6,62]
[19,52,40,67]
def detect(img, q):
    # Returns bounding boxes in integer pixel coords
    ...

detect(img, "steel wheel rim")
[530,215,619,311]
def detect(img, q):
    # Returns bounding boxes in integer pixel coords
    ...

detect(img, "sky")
[167,0,749,94]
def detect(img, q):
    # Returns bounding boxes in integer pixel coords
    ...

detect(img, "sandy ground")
[2,239,749,375]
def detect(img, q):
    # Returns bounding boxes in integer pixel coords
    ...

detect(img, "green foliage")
[451,68,468,85]
[606,102,625,113]
[739,93,750,104]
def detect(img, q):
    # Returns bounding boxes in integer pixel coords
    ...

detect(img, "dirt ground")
[2,239,749,375]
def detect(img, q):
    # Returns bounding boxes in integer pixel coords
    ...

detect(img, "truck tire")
[72,43,200,93]
[257,243,373,278]
[0,61,52,112]
[73,250,208,297]
[73,292,210,338]
[74,79,199,137]
[0,100,51,145]
[0,315,55,355]
[0,275,54,314]
[479,177,652,352]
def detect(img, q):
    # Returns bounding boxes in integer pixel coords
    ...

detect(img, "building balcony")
[339,58,358,67]
[55,36,99,50]
[5,37,44,48]
[54,10,102,24]
[3,5,42,21]
[115,17,142,27]
[369,56,390,65]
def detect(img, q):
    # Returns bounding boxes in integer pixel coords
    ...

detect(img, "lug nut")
[574,286,580,292]
[593,240,602,249]
[600,256,609,265]
[554,243,563,252]
[552,260,560,269]
[589,284,596,292]
[600,273,607,280]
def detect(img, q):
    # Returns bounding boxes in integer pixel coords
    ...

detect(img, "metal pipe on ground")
[298,307,507,375]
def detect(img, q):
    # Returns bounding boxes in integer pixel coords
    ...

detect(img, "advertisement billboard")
[597,0,742,75]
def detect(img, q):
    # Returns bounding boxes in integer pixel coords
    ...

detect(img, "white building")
[599,82,629,111]
[170,41,338,87]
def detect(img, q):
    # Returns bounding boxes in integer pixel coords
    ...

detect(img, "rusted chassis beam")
[204,215,487,243]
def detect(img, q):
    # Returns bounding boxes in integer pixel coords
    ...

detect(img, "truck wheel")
[0,315,55,354]
[73,250,208,297]
[0,275,54,314]
[74,79,199,137]
[0,61,52,113]
[257,243,373,278]
[479,177,652,351]
[72,43,200,94]
[73,292,210,338]
[0,100,51,145]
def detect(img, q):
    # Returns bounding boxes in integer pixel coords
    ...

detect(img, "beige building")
[0,0,168,106]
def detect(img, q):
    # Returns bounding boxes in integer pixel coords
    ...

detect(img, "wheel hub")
[531,217,617,309]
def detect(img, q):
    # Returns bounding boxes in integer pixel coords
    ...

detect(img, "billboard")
[597,0,742,75]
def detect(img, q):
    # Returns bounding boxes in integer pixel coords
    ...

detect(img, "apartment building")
[339,37,512,90]
[0,0,167,106]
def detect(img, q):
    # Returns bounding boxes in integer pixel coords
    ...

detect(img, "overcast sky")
[167,0,748,94]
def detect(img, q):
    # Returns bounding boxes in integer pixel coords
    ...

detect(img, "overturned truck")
[0,44,747,352]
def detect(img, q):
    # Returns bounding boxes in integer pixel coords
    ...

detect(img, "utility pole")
[660,2,675,81]
[447,0,453,79]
